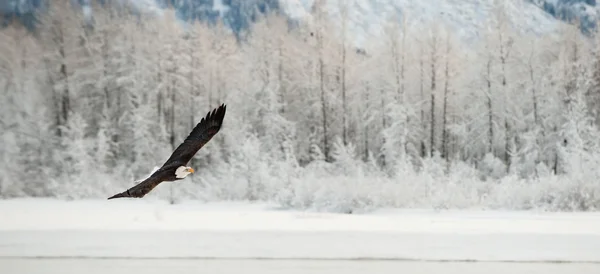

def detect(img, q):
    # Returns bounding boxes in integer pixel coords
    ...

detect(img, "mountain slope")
[531,0,599,33]
[0,1,595,41]
[280,0,562,46]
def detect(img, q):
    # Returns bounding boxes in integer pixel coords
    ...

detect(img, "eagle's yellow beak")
[188,167,195,173]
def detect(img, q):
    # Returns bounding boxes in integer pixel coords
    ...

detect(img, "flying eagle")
[108,104,227,199]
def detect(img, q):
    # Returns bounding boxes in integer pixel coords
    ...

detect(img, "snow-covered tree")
[2,1,600,211]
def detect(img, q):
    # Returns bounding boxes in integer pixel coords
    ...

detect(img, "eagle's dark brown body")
[108,104,227,199]
[107,166,182,199]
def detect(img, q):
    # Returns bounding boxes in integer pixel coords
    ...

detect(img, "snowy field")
[1,198,600,273]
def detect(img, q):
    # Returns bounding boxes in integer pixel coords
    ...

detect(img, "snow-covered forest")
[1,0,600,212]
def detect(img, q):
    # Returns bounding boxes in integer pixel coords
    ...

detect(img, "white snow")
[0,198,599,262]
[2,259,598,274]
[127,0,163,16]
[1,198,599,235]
[2,259,600,274]
[1,198,599,273]
[213,0,230,16]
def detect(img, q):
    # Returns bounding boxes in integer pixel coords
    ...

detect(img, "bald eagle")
[108,104,227,199]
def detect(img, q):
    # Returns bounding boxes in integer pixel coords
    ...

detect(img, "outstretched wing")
[107,104,226,200]
[160,103,227,169]
[107,173,165,199]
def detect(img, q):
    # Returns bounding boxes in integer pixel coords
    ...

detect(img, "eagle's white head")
[175,166,195,179]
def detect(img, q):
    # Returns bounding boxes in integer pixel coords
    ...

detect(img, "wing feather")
[107,174,165,199]
[107,104,227,200]
[160,103,227,169]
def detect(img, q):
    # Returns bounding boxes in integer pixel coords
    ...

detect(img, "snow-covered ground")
[1,198,599,273]
[3,258,599,274]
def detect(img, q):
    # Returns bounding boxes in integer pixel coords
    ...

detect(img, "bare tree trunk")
[208,70,213,108]
[44,58,61,137]
[430,35,437,157]
[157,91,163,124]
[340,3,348,146]
[553,126,559,174]
[500,38,511,171]
[419,48,426,158]
[529,60,539,127]
[381,88,387,167]
[102,29,111,109]
[364,84,370,161]
[390,19,408,156]
[400,22,406,99]
[189,47,196,130]
[315,17,329,161]
[504,120,511,172]
[113,86,122,160]
[58,26,70,128]
[319,60,328,161]
[189,44,196,168]
[216,70,223,104]
[441,34,450,161]
[392,29,401,101]
[169,78,176,150]
[486,57,494,155]
[430,92,435,158]
[156,51,163,124]
[278,39,285,114]
[528,46,542,176]
[341,51,347,146]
